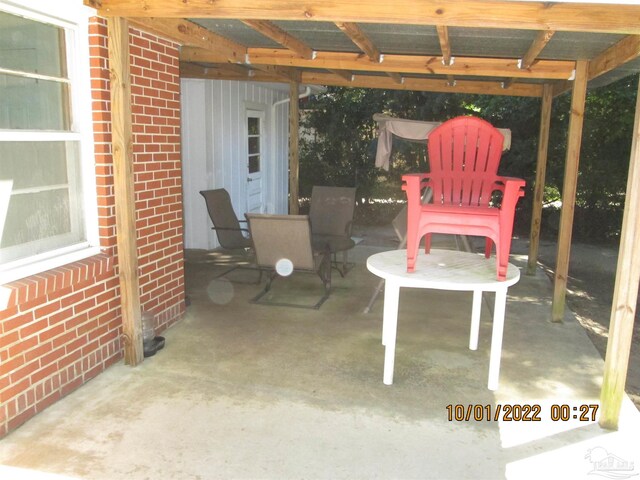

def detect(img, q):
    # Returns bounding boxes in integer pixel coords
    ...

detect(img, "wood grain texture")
[552,60,589,322]
[288,81,300,214]
[88,0,640,35]
[599,78,640,430]
[527,84,553,275]
[107,17,143,366]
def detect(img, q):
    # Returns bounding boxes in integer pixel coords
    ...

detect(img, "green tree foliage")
[300,74,638,240]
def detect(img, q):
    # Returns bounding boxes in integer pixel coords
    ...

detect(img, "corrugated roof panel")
[540,31,623,60]
[589,59,640,89]
[190,19,280,48]
[356,24,441,56]
[447,27,536,58]
[272,21,359,52]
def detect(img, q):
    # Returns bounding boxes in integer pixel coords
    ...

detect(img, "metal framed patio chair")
[246,213,332,309]
[199,188,260,282]
[309,186,357,277]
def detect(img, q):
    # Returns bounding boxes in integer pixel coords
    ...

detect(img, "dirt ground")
[353,224,640,410]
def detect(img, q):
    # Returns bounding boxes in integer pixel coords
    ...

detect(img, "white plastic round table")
[367,248,520,391]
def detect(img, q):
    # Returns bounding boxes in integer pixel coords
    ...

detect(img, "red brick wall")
[0,18,185,437]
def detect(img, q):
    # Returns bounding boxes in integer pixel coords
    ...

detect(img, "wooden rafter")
[244,49,575,80]
[520,30,555,69]
[181,47,576,80]
[335,22,382,63]
[181,62,281,82]
[502,30,554,90]
[328,69,355,82]
[251,64,301,82]
[87,0,640,35]
[241,19,315,59]
[436,25,455,86]
[553,34,640,97]
[589,34,640,80]
[129,17,246,63]
[387,72,404,84]
[299,72,543,97]
[436,25,452,65]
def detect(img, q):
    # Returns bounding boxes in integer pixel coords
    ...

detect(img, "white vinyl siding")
[181,79,289,250]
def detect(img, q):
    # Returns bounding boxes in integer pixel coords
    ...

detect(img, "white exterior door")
[246,110,264,213]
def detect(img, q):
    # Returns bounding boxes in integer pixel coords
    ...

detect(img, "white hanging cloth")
[374,113,511,170]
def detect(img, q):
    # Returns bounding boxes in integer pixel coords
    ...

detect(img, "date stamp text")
[446,403,599,422]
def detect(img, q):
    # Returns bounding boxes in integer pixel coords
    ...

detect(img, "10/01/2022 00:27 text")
[446,404,599,422]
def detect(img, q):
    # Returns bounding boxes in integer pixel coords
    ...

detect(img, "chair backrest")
[246,214,316,271]
[309,186,356,236]
[427,116,504,207]
[199,189,248,249]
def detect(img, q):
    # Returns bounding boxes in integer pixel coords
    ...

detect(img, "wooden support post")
[107,17,143,365]
[599,78,640,430]
[527,84,553,275]
[288,81,300,214]
[551,60,588,322]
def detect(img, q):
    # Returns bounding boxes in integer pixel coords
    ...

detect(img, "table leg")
[488,288,507,391]
[382,281,400,385]
[469,289,482,350]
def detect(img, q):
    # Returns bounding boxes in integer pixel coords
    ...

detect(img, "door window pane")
[248,155,260,174]
[248,136,260,155]
[248,117,259,135]
[247,114,261,174]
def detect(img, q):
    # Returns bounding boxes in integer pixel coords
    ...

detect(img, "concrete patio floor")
[1,236,639,480]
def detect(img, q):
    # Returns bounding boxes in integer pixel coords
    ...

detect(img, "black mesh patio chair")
[309,186,357,277]
[246,213,332,309]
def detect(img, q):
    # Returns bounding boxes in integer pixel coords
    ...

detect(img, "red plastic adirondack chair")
[402,116,525,280]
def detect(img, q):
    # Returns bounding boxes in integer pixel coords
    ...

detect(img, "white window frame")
[0,0,100,285]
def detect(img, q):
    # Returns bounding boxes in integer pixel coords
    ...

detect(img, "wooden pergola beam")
[288,81,300,214]
[599,77,640,431]
[129,17,246,63]
[184,48,576,80]
[180,62,267,80]
[242,19,315,59]
[589,34,640,80]
[107,17,143,366]
[386,72,404,84]
[520,30,555,69]
[87,0,640,35]
[527,84,553,275]
[335,22,382,63]
[300,71,543,97]
[552,60,589,322]
[251,64,301,82]
[328,69,355,82]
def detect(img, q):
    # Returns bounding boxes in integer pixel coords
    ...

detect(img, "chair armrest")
[494,176,526,214]
[401,173,430,193]
[211,226,251,235]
